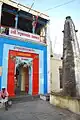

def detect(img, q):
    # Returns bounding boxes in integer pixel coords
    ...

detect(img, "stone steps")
[9,95,40,104]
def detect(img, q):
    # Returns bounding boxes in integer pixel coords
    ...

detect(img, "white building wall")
[51,54,62,92]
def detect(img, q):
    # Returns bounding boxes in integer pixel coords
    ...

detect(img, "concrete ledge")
[50,94,80,115]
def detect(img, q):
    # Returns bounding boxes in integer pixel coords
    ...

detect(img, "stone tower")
[62,16,80,97]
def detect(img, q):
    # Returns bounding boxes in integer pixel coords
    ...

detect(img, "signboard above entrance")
[9,28,41,42]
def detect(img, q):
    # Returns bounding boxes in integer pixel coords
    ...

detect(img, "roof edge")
[0,0,49,20]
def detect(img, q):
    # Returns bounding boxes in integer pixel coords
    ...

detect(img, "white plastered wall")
[51,55,62,92]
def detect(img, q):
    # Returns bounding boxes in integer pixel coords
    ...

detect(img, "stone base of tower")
[50,93,80,115]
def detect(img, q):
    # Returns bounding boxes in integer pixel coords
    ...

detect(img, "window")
[18,16,32,33]
[1,3,17,28]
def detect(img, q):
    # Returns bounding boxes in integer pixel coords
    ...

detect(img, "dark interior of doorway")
[15,63,29,96]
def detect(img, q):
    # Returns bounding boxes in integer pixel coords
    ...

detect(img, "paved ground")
[0,100,80,120]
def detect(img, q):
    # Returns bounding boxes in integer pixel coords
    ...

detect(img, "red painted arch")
[7,50,39,97]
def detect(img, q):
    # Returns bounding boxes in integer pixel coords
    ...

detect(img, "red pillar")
[32,55,39,95]
[7,51,15,97]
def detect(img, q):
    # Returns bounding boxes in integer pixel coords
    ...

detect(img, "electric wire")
[44,0,78,12]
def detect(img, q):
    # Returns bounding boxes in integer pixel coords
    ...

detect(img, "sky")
[14,0,80,55]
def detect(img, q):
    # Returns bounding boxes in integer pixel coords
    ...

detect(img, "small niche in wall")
[59,67,63,89]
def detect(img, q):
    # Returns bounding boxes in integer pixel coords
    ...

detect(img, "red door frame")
[7,50,39,97]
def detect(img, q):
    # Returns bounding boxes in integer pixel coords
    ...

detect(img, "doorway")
[7,50,39,97]
[14,62,29,96]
